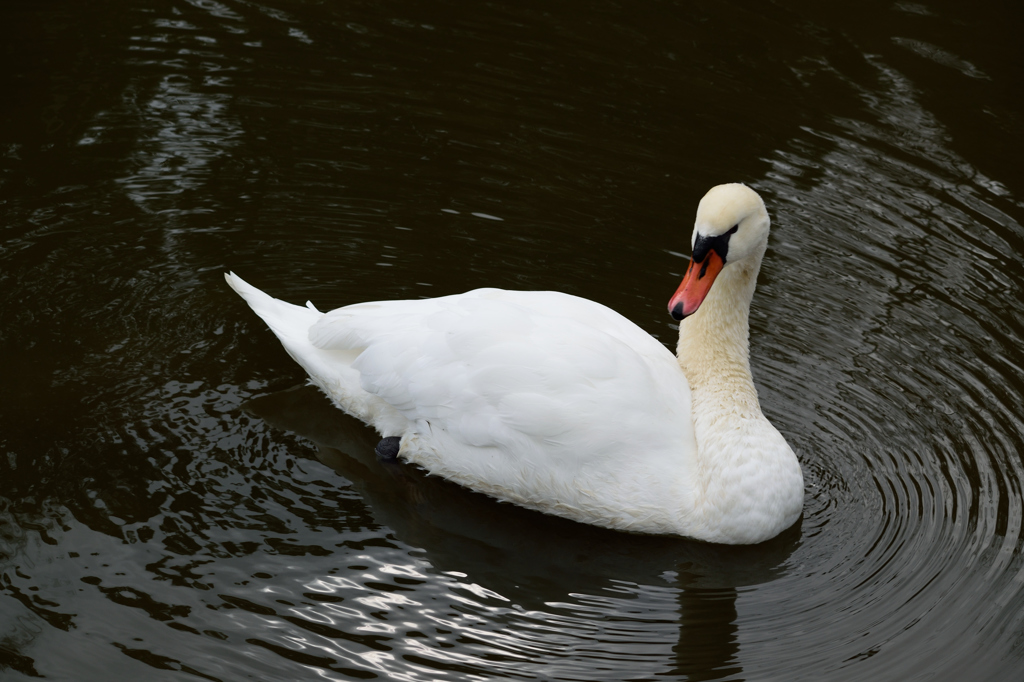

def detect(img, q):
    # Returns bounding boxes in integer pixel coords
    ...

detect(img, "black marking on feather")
[691,224,739,265]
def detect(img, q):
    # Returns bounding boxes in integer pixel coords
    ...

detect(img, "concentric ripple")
[741,53,1024,679]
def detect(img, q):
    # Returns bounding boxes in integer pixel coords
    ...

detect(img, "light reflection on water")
[2,0,1024,680]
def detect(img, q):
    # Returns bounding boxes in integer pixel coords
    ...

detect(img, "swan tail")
[224,272,324,349]
[225,272,397,432]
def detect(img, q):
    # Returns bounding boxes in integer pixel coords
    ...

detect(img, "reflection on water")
[236,385,792,679]
[2,0,1024,679]
[116,75,241,214]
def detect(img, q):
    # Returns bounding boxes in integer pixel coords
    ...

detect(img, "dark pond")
[2,0,1024,679]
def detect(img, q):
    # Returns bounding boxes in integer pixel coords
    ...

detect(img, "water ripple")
[2,0,1024,680]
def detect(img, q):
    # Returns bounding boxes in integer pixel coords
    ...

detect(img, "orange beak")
[668,250,725,320]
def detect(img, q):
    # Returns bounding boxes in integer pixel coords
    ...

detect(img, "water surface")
[2,0,1024,680]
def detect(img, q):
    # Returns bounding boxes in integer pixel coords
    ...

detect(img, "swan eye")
[728,224,739,234]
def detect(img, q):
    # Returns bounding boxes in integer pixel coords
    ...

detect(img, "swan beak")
[668,250,725,320]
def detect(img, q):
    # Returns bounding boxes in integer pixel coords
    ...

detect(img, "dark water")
[2,0,1024,679]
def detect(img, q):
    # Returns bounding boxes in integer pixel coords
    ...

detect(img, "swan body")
[226,184,804,544]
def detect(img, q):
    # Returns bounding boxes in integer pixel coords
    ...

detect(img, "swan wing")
[308,289,697,519]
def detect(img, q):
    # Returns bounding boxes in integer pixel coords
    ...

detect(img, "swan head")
[668,183,770,320]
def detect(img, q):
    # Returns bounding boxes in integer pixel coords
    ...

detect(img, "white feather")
[225,184,804,543]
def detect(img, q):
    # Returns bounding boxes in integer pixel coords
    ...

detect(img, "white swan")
[226,183,804,544]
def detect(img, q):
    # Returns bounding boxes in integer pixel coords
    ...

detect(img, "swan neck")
[676,243,765,405]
